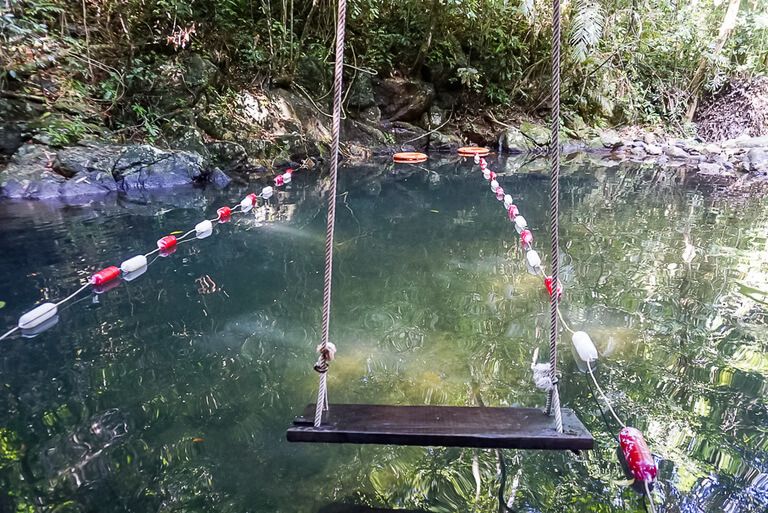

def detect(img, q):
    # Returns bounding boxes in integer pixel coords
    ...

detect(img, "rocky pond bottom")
[0,161,766,513]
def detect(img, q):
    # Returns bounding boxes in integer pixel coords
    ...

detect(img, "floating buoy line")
[0,169,296,343]
[470,152,659,513]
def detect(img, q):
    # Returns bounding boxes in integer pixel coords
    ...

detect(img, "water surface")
[0,158,766,513]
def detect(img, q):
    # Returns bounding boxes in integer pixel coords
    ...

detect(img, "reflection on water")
[0,158,766,513]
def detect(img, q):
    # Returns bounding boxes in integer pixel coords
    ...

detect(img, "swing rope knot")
[313,342,337,373]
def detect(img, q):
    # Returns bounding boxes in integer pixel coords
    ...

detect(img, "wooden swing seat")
[286,404,593,450]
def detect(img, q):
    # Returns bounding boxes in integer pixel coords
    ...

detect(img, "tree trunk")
[410,0,439,76]
[685,0,741,122]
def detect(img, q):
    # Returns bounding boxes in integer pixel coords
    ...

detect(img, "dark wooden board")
[286,404,593,450]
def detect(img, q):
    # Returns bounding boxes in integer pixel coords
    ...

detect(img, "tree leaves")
[569,0,604,63]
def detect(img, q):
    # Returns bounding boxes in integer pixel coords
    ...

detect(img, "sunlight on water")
[0,157,766,512]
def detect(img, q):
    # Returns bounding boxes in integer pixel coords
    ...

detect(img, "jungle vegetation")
[1,0,767,136]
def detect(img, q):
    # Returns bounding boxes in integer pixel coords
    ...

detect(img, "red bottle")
[157,235,178,251]
[619,427,657,482]
[91,266,120,286]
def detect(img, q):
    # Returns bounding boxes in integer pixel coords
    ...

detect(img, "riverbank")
[2,63,767,200]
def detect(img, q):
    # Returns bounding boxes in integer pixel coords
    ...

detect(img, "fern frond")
[569,0,604,63]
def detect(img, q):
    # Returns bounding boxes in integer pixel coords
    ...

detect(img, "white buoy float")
[514,215,528,234]
[18,303,58,330]
[120,255,148,274]
[571,331,599,372]
[195,220,213,238]
[526,250,541,270]
[261,186,274,200]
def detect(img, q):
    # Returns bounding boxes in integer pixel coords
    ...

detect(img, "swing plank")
[286,404,593,450]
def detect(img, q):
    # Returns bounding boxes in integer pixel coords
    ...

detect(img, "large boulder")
[375,78,435,122]
[0,144,67,199]
[1,142,226,200]
[206,141,249,173]
[428,131,462,153]
[498,127,533,154]
[519,121,550,147]
[198,88,329,162]
[164,123,209,158]
[110,145,208,190]
[347,74,376,111]
[600,130,623,149]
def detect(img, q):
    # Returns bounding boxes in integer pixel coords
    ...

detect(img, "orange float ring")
[457,146,490,157]
[393,152,428,164]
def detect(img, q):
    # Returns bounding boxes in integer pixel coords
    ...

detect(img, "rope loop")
[313,342,336,373]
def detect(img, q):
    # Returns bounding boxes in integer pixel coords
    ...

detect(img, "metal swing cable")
[313,0,347,428]
[546,0,564,433]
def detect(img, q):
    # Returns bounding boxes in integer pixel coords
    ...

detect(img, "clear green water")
[0,159,767,513]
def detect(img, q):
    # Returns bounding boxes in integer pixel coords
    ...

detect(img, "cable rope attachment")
[545,0,564,433]
[313,0,347,428]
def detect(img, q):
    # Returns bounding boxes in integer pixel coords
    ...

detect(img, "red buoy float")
[507,204,519,220]
[393,152,428,164]
[91,266,120,286]
[157,235,178,252]
[458,146,490,157]
[619,427,657,482]
[521,229,533,247]
[274,174,285,187]
[544,276,563,299]
[495,187,505,201]
[217,206,232,221]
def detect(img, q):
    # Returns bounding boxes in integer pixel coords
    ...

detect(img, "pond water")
[0,158,767,513]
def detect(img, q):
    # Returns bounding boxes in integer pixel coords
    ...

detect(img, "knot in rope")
[313,342,337,374]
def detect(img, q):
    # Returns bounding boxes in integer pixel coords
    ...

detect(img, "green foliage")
[6,0,768,130]
[39,113,96,146]
[131,104,161,141]
[569,0,604,63]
